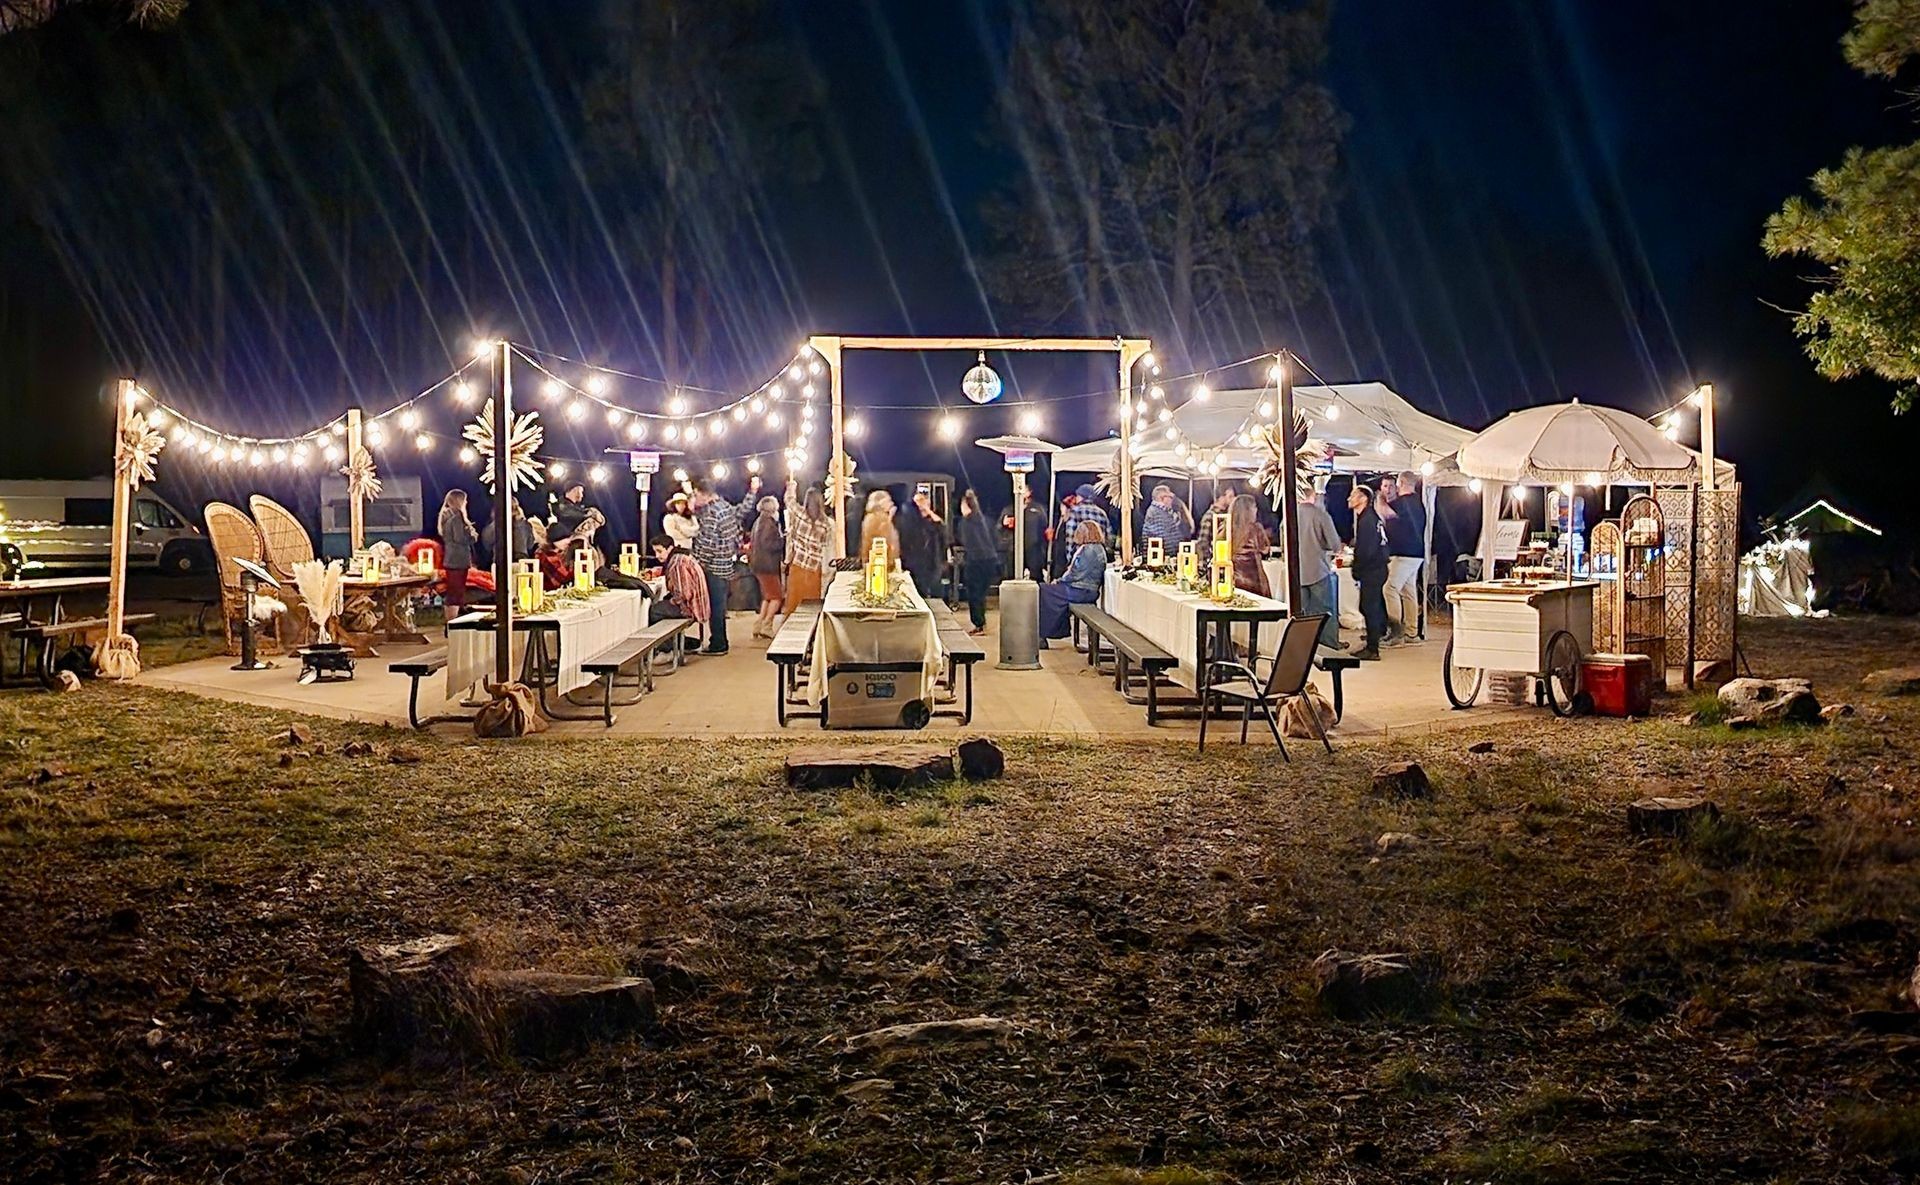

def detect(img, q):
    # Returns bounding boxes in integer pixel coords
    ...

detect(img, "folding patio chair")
[1197,613,1333,758]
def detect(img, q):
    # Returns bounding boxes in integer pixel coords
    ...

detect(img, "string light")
[766,411,783,429]
[543,379,564,401]
[589,464,608,484]
[1469,478,1483,494]
[1323,404,1340,422]
[711,461,730,479]
[399,409,420,430]
[1149,385,1164,401]
[1377,440,1395,456]
[787,364,804,381]
[709,417,727,438]
[413,433,432,451]
[746,457,762,474]
[1141,352,1156,370]
[606,407,626,427]
[673,467,689,483]
[846,417,866,439]
[270,446,287,464]
[731,405,747,422]
[626,420,647,443]
[323,444,342,463]
[453,380,475,404]
[459,445,478,464]
[471,338,495,359]
[937,414,960,441]
[1017,409,1043,434]
[566,400,586,422]
[1420,461,1436,477]
[1192,384,1211,402]
[1157,408,1172,423]
[750,397,766,415]
[668,395,688,416]
[331,422,347,436]
[364,423,386,447]
[807,360,823,377]
[550,461,569,481]
[1511,485,1527,502]
[248,449,265,467]
[1164,427,1178,441]
[663,425,680,442]
[585,374,610,396]
[684,421,702,442]
[1257,401,1272,419]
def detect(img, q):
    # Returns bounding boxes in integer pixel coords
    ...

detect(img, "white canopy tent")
[1054,382,1476,482]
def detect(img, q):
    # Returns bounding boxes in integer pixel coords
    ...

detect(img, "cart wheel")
[1442,637,1483,709]
[900,699,931,730]
[1543,630,1582,717]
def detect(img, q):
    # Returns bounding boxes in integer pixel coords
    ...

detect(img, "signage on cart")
[1492,519,1528,561]
[628,450,661,474]
[1003,448,1035,473]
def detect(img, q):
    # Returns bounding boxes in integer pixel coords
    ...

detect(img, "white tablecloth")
[1103,570,1288,689]
[806,571,943,707]
[1261,558,1364,632]
[446,589,649,700]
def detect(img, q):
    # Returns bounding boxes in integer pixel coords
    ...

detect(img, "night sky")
[1,0,1915,539]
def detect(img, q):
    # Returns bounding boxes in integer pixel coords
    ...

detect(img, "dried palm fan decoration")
[463,409,544,493]
[1256,412,1331,508]
[97,401,170,679]
[341,446,382,503]
[1092,446,1139,515]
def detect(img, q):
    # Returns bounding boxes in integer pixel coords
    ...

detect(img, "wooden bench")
[766,600,824,726]
[933,628,987,724]
[1068,604,1178,725]
[578,617,694,727]
[388,647,452,729]
[1314,654,1360,724]
[12,614,156,687]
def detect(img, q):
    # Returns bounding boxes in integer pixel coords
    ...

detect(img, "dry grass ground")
[2,615,1918,1183]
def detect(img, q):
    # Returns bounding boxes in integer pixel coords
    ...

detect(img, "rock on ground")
[1718,677,1821,725]
[1627,796,1720,837]
[1820,703,1854,722]
[1370,761,1432,799]
[1310,950,1438,1019]
[1466,740,1495,755]
[785,745,955,790]
[843,1015,1021,1055]
[283,724,314,746]
[1863,667,1920,696]
[955,737,1005,781]
[1375,832,1419,855]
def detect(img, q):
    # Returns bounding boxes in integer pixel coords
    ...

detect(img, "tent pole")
[1045,463,1057,581]
[1698,382,1717,493]
[1420,477,1436,638]
[106,379,135,649]
[345,408,365,552]
[1276,351,1303,614]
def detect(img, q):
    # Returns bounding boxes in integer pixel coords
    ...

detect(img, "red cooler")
[1581,653,1654,717]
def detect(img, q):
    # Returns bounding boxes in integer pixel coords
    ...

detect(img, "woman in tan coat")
[859,489,900,564]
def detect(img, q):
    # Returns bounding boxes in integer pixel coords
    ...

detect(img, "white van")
[0,480,213,575]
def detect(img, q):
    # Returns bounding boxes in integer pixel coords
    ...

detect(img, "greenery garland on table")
[847,577,919,611]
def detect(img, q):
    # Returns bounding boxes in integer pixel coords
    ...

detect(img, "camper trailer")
[0,480,211,574]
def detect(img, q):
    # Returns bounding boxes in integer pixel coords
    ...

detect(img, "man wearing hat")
[663,490,698,551]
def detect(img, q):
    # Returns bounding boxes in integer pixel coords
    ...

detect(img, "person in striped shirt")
[689,478,740,654]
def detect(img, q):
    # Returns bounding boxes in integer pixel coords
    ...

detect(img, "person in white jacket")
[662,491,699,551]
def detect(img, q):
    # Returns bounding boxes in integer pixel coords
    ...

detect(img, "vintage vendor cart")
[1441,579,1596,716]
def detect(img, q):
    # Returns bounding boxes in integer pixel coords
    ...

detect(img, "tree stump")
[473,970,655,1057]
[1627,796,1720,837]
[1310,951,1437,1019]
[955,737,1006,781]
[1370,761,1432,799]
[785,745,954,790]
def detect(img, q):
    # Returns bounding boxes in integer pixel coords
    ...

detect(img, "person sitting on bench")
[649,539,710,648]
[1037,521,1107,648]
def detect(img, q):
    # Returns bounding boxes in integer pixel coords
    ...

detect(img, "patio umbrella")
[1457,399,1699,484]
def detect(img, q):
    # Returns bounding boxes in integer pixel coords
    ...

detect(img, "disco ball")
[961,352,1003,405]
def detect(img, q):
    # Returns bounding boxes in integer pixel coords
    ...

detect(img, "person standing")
[1020,495,1048,581]
[897,488,947,599]
[748,495,785,639]
[954,489,999,635]
[436,488,479,624]
[1348,482,1389,660]
[1194,488,1236,555]
[1379,471,1427,642]
[549,480,594,544]
[1294,485,1346,651]
[859,489,900,562]
[689,478,738,655]
[662,491,699,551]
[784,483,830,609]
[1141,484,1194,550]
[1228,493,1272,597]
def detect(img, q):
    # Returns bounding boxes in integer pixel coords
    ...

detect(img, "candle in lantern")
[1146,536,1164,569]
[867,536,889,599]
[1211,536,1233,601]
[574,548,594,592]
[1177,541,1197,591]
[515,568,540,615]
[618,543,640,578]
[415,546,435,576]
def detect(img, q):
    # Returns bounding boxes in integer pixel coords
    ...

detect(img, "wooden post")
[1697,382,1717,493]
[811,335,845,560]
[1276,352,1304,615]
[1116,339,1152,567]
[491,340,514,686]
[106,379,135,645]
[345,407,366,552]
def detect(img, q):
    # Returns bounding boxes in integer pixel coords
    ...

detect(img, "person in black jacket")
[1347,482,1390,661]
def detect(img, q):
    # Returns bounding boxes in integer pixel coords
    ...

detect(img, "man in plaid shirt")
[1055,484,1112,565]
[689,478,740,654]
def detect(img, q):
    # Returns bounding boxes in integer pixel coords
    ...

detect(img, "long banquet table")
[805,571,944,708]
[446,588,650,702]
[1102,569,1289,690]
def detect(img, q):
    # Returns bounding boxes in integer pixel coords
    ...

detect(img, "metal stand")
[231,565,277,672]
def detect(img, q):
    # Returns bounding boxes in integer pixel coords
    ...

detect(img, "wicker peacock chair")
[204,501,284,656]
[248,495,318,641]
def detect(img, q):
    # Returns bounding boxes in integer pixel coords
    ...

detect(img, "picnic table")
[805,571,944,721]
[1,576,108,685]
[1101,568,1288,692]
[336,571,434,656]
[445,588,651,713]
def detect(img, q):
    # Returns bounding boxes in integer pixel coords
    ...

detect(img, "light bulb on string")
[1420,461,1436,477]
[1511,485,1527,503]
[1377,439,1395,456]
[270,446,287,465]
[767,385,783,403]
[801,384,816,400]
[1238,431,1254,447]
[1257,401,1272,419]
[711,461,729,479]
[1156,407,1172,423]
[323,444,341,463]
[663,425,680,442]
[1164,427,1178,441]
[566,400,586,422]
[606,407,626,427]
[731,405,747,423]
[249,449,265,467]
[766,411,783,429]
[550,462,569,481]
[586,374,610,396]
[846,417,866,439]
[1017,409,1042,434]
[364,423,386,447]
[807,360,822,376]
[801,402,815,420]
[626,420,647,443]
[331,421,347,436]
[145,408,167,430]
[750,397,766,415]
[746,457,762,474]
[1149,385,1165,401]
[668,395,688,416]
[453,380,475,404]
[709,417,727,438]
[1192,383,1211,402]
[292,444,309,464]
[1268,362,1285,383]
[672,467,689,483]
[589,464,608,484]
[1141,352,1156,371]
[936,414,960,441]
[684,421,702,442]
[1469,478,1483,494]
[414,433,432,452]
[471,338,495,360]
[169,425,188,444]
[400,409,420,430]
[1323,404,1340,422]
[458,445,477,465]
[788,364,804,381]
[543,379,563,401]
[210,444,227,463]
